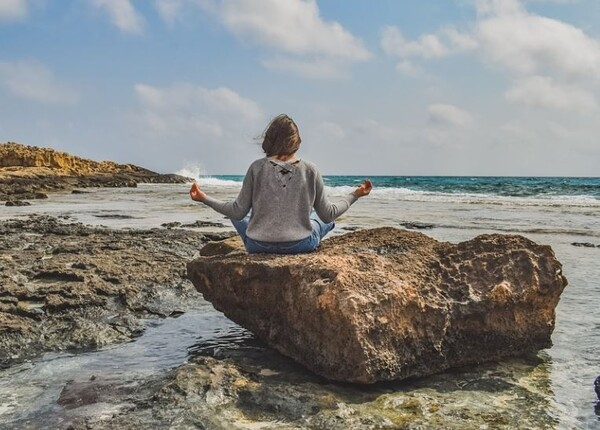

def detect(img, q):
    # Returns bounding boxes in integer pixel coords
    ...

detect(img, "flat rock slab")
[0,215,234,366]
[187,227,567,383]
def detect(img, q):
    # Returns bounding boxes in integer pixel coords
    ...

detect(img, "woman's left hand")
[189,182,207,202]
[353,179,373,197]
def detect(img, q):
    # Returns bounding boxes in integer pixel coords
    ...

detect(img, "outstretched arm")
[314,177,374,222]
[189,169,254,220]
[313,174,373,223]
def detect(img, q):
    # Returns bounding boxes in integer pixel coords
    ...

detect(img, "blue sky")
[1,0,599,176]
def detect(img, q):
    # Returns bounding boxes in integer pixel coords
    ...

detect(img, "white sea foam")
[324,185,600,208]
[176,163,243,187]
[198,177,243,187]
[176,163,208,181]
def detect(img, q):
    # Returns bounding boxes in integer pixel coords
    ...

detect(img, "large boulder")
[186,228,567,383]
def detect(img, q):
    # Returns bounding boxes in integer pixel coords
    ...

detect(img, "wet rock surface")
[0,215,233,367]
[188,227,568,383]
[4,200,31,207]
[399,221,435,230]
[571,242,599,248]
[0,223,572,429]
[0,142,190,201]
[35,330,560,430]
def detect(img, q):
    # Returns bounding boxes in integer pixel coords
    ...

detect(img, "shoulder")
[298,159,320,173]
[247,157,268,173]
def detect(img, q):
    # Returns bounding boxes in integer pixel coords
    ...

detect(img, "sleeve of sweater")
[201,166,253,220]
[313,170,358,223]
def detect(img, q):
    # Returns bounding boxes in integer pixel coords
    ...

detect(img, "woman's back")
[190,113,372,253]
[248,158,325,242]
[203,157,357,243]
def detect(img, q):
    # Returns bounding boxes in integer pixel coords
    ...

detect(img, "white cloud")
[129,82,265,173]
[0,0,27,21]
[0,60,78,105]
[383,1,600,113]
[381,25,478,59]
[477,11,600,78]
[381,25,477,75]
[383,2,600,80]
[155,0,183,24]
[133,82,263,138]
[381,26,447,59]
[92,0,144,34]
[475,4,600,111]
[197,0,369,79]
[506,76,597,111]
[428,104,474,127]
[217,0,369,60]
[442,26,480,52]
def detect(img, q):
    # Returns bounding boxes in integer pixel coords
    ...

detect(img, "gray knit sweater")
[202,157,358,242]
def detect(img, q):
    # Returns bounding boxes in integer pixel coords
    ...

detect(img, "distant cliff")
[0,142,191,202]
[0,142,158,175]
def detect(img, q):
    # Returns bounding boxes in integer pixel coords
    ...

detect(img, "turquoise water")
[212,175,600,199]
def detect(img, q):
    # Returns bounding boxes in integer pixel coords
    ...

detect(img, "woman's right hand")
[353,179,373,198]
[189,182,207,202]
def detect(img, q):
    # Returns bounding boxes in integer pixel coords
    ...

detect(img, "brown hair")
[261,114,301,156]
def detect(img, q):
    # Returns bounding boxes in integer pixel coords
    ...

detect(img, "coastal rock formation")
[73,340,557,429]
[187,228,568,383]
[0,142,190,201]
[0,215,234,366]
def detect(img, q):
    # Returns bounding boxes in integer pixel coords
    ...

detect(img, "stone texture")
[0,142,190,200]
[18,340,561,429]
[187,227,568,383]
[0,215,235,367]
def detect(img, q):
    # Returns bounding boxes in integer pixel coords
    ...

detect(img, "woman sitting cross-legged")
[189,114,372,254]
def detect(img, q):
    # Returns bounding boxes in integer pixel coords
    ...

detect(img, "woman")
[189,114,372,254]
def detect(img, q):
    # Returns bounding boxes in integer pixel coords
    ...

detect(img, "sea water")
[0,175,599,428]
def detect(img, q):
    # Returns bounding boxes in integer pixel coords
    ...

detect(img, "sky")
[1,0,599,176]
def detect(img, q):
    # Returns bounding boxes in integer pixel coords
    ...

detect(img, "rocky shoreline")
[0,142,190,202]
[0,144,577,428]
[0,216,568,429]
[0,215,233,367]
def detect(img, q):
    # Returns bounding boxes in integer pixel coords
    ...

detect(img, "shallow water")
[0,306,242,427]
[1,182,599,428]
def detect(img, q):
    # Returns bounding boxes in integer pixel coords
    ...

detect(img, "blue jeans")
[231,212,334,254]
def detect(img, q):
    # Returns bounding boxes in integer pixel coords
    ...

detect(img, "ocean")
[1,175,599,428]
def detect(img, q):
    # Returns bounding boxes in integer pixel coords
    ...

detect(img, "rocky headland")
[187,228,568,383]
[0,142,190,202]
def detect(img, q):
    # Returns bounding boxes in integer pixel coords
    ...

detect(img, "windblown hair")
[261,114,301,157]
